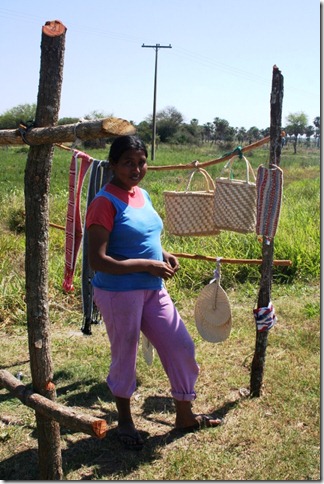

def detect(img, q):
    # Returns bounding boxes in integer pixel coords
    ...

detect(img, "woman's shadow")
[59,392,241,479]
[0,380,241,480]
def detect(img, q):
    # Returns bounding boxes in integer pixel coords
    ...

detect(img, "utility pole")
[142,43,172,160]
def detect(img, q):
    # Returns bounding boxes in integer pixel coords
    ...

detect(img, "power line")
[142,43,172,160]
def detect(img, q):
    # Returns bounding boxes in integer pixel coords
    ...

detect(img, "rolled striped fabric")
[63,150,93,292]
[256,164,283,240]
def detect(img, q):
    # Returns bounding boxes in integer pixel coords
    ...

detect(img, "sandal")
[117,425,144,451]
[177,414,223,433]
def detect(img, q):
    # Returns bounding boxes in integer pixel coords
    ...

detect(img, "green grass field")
[0,142,320,480]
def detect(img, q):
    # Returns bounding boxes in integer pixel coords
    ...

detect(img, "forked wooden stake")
[250,65,284,397]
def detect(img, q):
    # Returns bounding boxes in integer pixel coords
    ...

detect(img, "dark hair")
[108,135,148,164]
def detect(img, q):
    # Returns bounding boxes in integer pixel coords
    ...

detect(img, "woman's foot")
[117,421,144,450]
[175,413,223,433]
[115,396,144,450]
[174,400,223,432]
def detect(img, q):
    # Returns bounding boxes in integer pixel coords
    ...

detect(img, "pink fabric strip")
[63,150,93,292]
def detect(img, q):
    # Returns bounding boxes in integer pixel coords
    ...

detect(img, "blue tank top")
[91,187,164,291]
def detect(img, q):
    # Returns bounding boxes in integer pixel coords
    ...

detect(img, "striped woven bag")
[213,155,256,234]
[255,164,283,240]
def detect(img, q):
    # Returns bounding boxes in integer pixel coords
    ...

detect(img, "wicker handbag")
[213,155,257,234]
[163,168,220,236]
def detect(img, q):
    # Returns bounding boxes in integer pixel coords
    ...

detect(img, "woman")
[86,135,221,450]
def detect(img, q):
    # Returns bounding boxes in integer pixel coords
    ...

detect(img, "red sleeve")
[85,196,116,232]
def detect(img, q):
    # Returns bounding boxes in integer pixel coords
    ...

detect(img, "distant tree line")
[0,103,320,153]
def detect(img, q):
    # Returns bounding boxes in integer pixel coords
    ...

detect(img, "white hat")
[141,334,154,365]
[194,281,232,343]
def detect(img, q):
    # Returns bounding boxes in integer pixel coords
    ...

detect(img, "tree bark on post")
[0,117,136,145]
[250,65,284,397]
[24,20,67,480]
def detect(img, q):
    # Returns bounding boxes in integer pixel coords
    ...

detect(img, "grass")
[0,143,320,480]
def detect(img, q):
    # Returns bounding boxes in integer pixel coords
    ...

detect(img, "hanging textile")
[81,160,112,334]
[63,150,93,292]
[256,164,283,241]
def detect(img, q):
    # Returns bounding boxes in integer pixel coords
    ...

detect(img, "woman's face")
[111,148,148,191]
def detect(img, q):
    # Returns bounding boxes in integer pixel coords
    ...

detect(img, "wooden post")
[24,20,67,479]
[250,66,284,397]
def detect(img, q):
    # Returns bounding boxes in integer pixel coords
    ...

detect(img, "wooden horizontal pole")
[48,223,291,266]
[49,222,66,230]
[0,117,136,146]
[0,370,108,439]
[171,252,292,266]
[148,133,285,171]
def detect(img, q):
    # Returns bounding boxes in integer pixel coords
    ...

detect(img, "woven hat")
[194,281,232,343]
[142,334,154,365]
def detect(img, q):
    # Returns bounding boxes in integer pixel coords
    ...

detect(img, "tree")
[313,116,320,147]
[58,117,79,125]
[154,106,184,142]
[260,127,270,138]
[136,120,152,144]
[246,126,261,144]
[213,118,235,142]
[180,118,203,145]
[202,122,214,143]
[304,125,315,146]
[171,120,202,145]
[285,112,308,154]
[0,103,37,129]
[237,127,247,144]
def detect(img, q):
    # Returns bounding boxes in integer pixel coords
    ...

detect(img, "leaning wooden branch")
[148,133,284,171]
[0,370,108,439]
[0,117,136,146]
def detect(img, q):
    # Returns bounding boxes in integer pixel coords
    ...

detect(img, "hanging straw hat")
[194,281,232,343]
[142,334,154,365]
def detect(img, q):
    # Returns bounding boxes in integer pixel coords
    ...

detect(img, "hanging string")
[220,145,243,160]
[18,120,35,145]
[209,257,222,310]
[209,257,222,283]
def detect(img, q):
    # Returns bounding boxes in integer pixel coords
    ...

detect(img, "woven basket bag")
[214,155,257,234]
[163,168,220,236]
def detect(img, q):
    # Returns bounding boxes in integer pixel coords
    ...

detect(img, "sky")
[0,0,320,130]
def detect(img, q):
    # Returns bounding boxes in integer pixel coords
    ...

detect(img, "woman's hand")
[88,225,179,279]
[162,250,180,272]
[146,260,177,280]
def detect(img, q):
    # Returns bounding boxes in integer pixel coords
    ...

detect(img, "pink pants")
[93,287,199,401]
